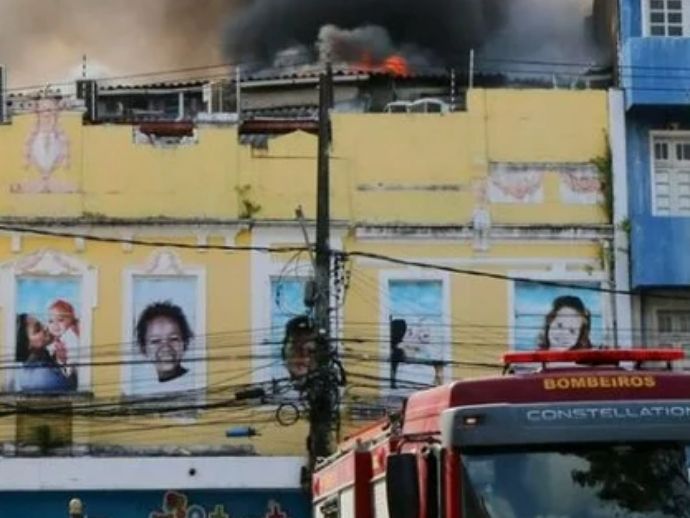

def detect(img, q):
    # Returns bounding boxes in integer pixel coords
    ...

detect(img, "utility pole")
[308,62,335,468]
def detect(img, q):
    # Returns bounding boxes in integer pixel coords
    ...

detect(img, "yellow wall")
[0,89,609,224]
[0,89,612,455]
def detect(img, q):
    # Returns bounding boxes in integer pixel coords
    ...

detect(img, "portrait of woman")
[13,278,82,393]
[537,295,592,351]
[16,313,77,392]
[513,282,603,352]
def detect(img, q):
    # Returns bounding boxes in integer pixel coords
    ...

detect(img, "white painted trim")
[10,234,21,254]
[0,250,98,391]
[0,456,306,490]
[121,249,207,398]
[378,268,452,395]
[354,227,611,242]
[354,256,600,269]
[610,90,633,348]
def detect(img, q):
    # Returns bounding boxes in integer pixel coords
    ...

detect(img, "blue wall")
[620,0,690,107]
[620,0,643,40]
[627,110,690,287]
[0,489,310,518]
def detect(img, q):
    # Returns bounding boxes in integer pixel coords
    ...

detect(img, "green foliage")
[591,135,613,223]
[235,184,262,220]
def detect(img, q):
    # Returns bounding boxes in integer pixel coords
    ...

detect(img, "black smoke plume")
[223,0,611,72]
[224,0,504,69]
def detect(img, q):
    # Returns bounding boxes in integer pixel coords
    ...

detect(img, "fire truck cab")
[313,349,690,518]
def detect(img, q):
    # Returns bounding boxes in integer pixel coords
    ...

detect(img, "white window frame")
[121,249,207,398]
[379,269,452,396]
[649,131,690,217]
[0,249,98,393]
[642,0,690,37]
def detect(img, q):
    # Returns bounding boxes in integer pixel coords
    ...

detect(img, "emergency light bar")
[503,348,684,366]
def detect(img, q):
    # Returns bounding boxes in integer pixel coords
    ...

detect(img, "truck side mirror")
[386,453,420,518]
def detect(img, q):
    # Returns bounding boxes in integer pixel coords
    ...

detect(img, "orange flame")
[352,53,410,77]
[383,55,409,76]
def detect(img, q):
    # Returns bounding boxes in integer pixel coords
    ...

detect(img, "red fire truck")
[313,349,690,518]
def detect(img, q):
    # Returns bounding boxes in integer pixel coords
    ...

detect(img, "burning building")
[0,0,618,143]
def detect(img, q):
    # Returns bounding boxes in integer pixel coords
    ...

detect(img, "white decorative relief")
[12,249,91,276]
[142,249,186,276]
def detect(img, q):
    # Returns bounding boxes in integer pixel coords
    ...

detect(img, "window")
[652,135,690,216]
[513,282,604,351]
[646,0,687,36]
[656,310,690,352]
[269,278,309,380]
[387,279,446,392]
[122,249,206,399]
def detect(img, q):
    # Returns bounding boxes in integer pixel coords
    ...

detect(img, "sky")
[0,0,233,89]
[0,0,604,91]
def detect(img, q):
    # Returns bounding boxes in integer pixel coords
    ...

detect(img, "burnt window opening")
[134,121,198,147]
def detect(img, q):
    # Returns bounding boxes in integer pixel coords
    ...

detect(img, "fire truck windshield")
[461,442,690,518]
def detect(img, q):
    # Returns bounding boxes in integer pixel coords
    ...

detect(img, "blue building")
[619,0,690,350]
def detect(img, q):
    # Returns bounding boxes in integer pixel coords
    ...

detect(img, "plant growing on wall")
[235,184,262,220]
[590,135,613,223]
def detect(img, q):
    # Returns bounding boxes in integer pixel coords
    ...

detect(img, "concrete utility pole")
[308,62,335,468]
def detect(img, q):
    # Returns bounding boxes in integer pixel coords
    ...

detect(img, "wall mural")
[488,163,603,205]
[513,281,604,351]
[271,278,311,387]
[150,492,293,518]
[14,277,81,392]
[12,97,77,194]
[0,490,309,518]
[559,164,603,205]
[387,279,446,394]
[488,164,544,204]
[129,276,199,395]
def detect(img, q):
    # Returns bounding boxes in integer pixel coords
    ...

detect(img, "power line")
[0,225,684,302]
[340,250,690,302]
[0,223,308,254]
[2,57,319,94]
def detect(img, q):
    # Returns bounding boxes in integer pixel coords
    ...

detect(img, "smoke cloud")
[479,0,609,67]
[0,0,236,89]
[224,0,497,69]
[224,0,610,72]
[317,25,436,70]
[0,0,610,89]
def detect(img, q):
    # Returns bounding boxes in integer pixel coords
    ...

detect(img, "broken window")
[133,122,198,147]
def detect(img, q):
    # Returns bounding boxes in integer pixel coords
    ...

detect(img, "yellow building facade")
[0,89,611,455]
